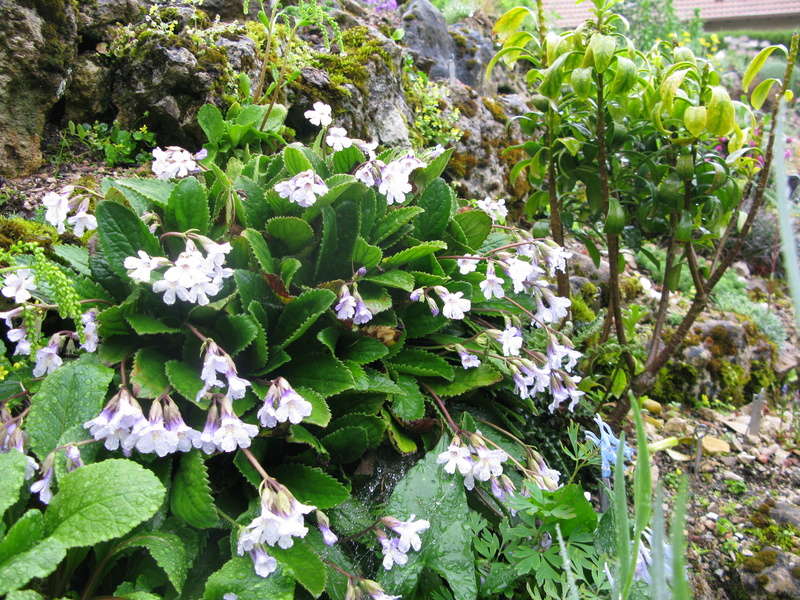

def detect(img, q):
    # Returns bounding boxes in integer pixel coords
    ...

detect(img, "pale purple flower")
[304,102,332,127]
[457,255,480,274]
[479,263,505,299]
[378,155,424,205]
[353,299,373,325]
[64,445,84,472]
[42,191,70,233]
[163,397,201,452]
[67,200,97,236]
[382,515,430,552]
[585,414,633,479]
[8,327,31,356]
[326,127,353,151]
[124,251,168,283]
[459,350,480,369]
[213,397,259,453]
[30,464,54,504]
[355,160,385,187]
[250,545,279,578]
[152,146,201,179]
[437,289,470,320]
[259,377,312,427]
[84,388,147,452]
[126,400,178,457]
[471,447,508,483]
[274,170,328,208]
[80,310,99,352]
[316,511,338,546]
[476,197,507,222]
[197,402,220,454]
[33,341,63,377]
[335,285,357,320]
[496,326,523,357]
[377,531,408,571]
[436,438,473,476]
[2,269,36,304]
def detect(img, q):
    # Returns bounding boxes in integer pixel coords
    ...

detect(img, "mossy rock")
[0,217,59,249]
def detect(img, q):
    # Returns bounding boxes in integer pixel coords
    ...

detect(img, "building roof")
[542,0,800,28]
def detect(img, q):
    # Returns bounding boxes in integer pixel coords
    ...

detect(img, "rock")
[64,54,113,123]
[697,407,721,422]
[111,15,258,146]
[642,398,663,415]
[721,470,743,482]
[740,548,800,598]
[401,0,455,80]
[77,0,145,43]
[702,436,731,455]
[682,344,712,367]
[0,0,78,176]
[664,417,690,435]
[450,17,495,88]
[770,502,800,528]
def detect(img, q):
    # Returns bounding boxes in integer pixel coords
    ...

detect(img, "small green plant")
[65,121,157,167]
[724,479,747,496]
[403,57,463,148]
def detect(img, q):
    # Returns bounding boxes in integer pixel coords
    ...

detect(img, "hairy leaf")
[171,451,218,528]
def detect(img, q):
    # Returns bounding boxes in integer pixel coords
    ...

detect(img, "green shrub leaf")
[267,217,315,253]
[271,540,327,598]
[453,210,491,251]
[0,510,44,565]
[131,348,170,398]
[45,459,165,547]
[26,355,114,458]
[415,178,453,240]
[112,532,189,593]
[385,348,455,380]
[390,375,426,421]
[371,207,424,245]
[165,360,205,406]
[203,557,295,600]
[125,314,181,335]
[425,364,503,397]
[96,201,162,279]
[0,537,66,595]
[321,426,369,463]
[382,241,447,268]
[272,465,349,509]
[273,289,336,348]
[171,450,218,529]
[166,176,210,234]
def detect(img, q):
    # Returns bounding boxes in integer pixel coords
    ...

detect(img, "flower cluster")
[374,515,430,570]
[124,237,233,306]
[274,169,329,207]
[151,146,206,179]
[0,408,39,480]
[336,284,373,324]
[585,414,634,479]
[41,189,98,236]
[1,307,31,356]
[345,578,402,600]
[436,435,509,492]
[476,196,508,222]
[303,102,425,207]
[409,286,471,320]
[198,341,251,402]
[257,377,313,427]
[237,478,316,577]
[2,269,36,304]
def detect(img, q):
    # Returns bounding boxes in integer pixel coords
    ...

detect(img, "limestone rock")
[401,0,455,80]
[702,436,730,455]
[77,0,145,42]
[64,54,113,123]
[0,0,78,176]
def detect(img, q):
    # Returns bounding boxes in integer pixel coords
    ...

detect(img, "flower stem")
[421,383,460,435]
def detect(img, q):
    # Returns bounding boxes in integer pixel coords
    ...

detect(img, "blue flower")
[585,415,634,479]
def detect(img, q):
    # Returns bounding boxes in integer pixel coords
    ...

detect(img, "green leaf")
[125,314,181,335]
[385,348,454,380]
[425,365,502,398]
[382,241,447,268]
[340,336,389,364]
[0,451,27,517]
[45,459,165,547]
[235,270,271,309]
[215,314,259,355]
[166,177,210,234]
[742,44,783,92]
[113,532,189,593]
[0,510,44,564]
[372,207,425,245]
[283,145,314,175]
[383,409,417,454]
[415,178,453,240]
[165,360,204,406]
[6,590,45,600]
[198,104,226,145]
[52,244,91,276]
[295,386,332,426]
[280,353,354,398]
[272,465,349,509]
[171,450,218,528]
[26,355,114,458]
[492,6,533,41]
[379,437,477,600]
[332,145,365,174]
[330,414,386,447]
[287,425,329,456]
[321,426,369,463]
[273,289,336,348]
[131,348,170,398]
[241,228,275,273]
[363,270,415,292]
[413,148,454,188]
[390,375,426,421]
[96,201,162,278]
[271,540,327,598]
[683,106,707,137]
[104,178,173,213]
[751,77,780,110]
[706,86,735,137]
[267,217,314,253]
[203,557,295,600]
[0,537,66,595]
[352,236,382,269]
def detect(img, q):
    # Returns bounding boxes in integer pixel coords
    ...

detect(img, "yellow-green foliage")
[0,218,59,250]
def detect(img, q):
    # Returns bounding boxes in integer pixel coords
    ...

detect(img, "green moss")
[651,363,698,405]
[755,574,770,586]
[620,275,644,301]
[791,566,800,579]
[570,294,596,322]
[309,26,391,96]
[447,152,478,178]
[481,97,508,124]
[715,361,748,405]
[0,218,59,249]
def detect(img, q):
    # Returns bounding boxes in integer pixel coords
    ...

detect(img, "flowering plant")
[0,94,590,599]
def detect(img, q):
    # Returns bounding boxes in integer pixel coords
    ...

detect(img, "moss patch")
[0,217,59,249]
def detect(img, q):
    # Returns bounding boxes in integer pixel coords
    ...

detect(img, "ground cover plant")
[0,0,797,598]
